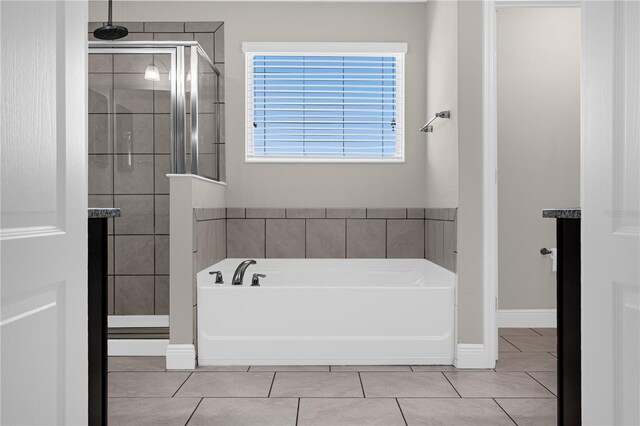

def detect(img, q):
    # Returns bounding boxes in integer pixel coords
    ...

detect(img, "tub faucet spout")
[232,260,257,285]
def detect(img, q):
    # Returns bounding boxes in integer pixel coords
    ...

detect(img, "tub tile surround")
[222,207,457,272]
[108,328,556,425]
[193,208,227,299]
[88,21,225,315]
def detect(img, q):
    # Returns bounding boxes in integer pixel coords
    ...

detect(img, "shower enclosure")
[89,41,222,179]
[88,41,222,318]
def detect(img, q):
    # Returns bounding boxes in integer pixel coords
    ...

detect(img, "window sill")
[245,157,405,164]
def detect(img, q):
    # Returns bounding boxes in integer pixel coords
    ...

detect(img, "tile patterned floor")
[108,328,557,425]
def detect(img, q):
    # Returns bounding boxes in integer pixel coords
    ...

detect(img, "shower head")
[94,24,128,40]
[93,0,128,40]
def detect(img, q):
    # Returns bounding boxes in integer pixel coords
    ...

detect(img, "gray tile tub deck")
[108,327,557,425]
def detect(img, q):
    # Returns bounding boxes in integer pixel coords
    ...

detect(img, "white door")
[1,1,88,424]
[581,1,640,425]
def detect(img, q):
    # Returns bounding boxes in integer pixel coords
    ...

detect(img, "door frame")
[481,0,581,366]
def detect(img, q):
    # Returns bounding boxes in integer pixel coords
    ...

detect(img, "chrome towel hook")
[420,110,451,133]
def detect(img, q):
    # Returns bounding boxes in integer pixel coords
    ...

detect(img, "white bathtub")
[197,259,455,366]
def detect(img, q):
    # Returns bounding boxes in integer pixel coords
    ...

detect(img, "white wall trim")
[454,344,487,369]
[497,309,557,328]
[108,339,169,356]
[496,0,580,8]
[482,0,499,369]
[168,0,428,2]
[108,315,169,328]
[166,344,196,370]
[482,0,579,368]
[166,174,227,186]
[242,42,408,54]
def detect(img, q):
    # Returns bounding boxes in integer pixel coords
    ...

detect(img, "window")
[243,42,407,163]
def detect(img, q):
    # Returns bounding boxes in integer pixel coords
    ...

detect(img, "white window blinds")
[244,43,406,162]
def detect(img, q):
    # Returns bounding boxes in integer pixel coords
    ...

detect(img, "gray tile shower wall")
[425,208,458,272]
[88,21,225,316]
[224,208,458,272]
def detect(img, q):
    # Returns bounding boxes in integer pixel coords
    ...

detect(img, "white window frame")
[243,42,407,163]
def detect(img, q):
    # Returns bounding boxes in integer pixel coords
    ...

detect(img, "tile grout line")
[152,86,157,314]
[441,371,462,398]
[171,372,193,398]
[358,372,366,397]
[492,398,519,425]
[500,335,524,352]
[525,371,557,397]
[267,372,276,397]
[500,336,523,353]
[395,398,408,426]
[183,397,203,426]
[384,219,388,258]
[295,398,301,426]
[344,218,348,258]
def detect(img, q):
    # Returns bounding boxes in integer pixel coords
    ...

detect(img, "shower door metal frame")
[189,43,221,181]
[88,41,221,180]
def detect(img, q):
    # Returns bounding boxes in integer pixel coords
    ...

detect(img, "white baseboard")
[166,344,196,370]
[108,339,169,356]
[198,357,454,366]
[108,315,169,328]
[497,309,557,328]
[454,344,487,369]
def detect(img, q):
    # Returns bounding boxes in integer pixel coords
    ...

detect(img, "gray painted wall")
[424,0,459,208]
[90,1,429,208]
[456,1,485,344]
[497,8,580,310]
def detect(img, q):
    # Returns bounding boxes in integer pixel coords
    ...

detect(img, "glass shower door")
[88,48,176,317]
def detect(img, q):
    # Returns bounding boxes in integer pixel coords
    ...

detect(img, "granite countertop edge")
[88,208,121,218]
[542,208,581,219]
